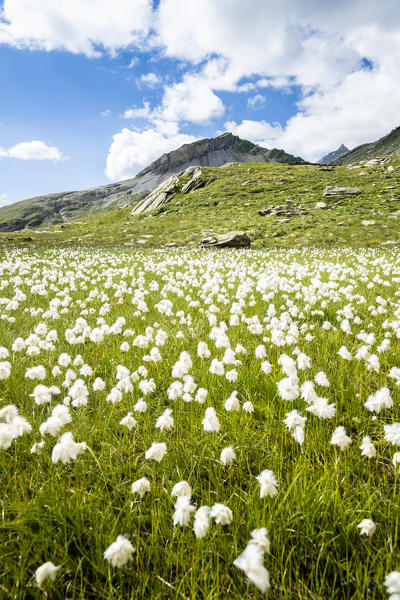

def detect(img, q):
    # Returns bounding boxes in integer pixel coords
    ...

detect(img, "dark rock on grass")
[199,231,251,248]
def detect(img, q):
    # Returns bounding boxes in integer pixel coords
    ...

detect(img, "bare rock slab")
[199,231,251,248]
[323,186,361,197]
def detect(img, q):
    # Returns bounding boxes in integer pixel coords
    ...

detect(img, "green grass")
[1,155,399,248]
[1,246,400,598]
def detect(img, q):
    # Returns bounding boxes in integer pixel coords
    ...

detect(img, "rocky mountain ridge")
[0,133,304,232]
[317,144,349,164]
[332,126,400,165]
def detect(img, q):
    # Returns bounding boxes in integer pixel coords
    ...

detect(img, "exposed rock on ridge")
[0,133,305,232]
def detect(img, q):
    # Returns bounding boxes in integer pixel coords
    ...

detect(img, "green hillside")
[1,156,399,248]
[332,126,400,165]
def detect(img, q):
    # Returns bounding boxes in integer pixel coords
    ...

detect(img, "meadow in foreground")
[1,246,400,599]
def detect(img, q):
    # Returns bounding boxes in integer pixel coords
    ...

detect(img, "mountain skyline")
[1,0,400,205]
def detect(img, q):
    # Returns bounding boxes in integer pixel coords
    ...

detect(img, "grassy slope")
[1,156,399,247]
[333,128,400,165]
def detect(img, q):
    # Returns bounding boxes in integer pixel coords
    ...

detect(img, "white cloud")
[0,0,153,57]
[140,72,162,87]
[0,140,64,162]
[247,94,266,110]
[105,127,198,181]
[225,119,283,148]
[123,102,152,120]
[101,109,111,118]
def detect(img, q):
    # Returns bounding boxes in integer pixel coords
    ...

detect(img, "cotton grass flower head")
[360,436,376,458]
[233,543,270,593]
[250,528,271,553]
[155,408,174,431]
[202,407,220,432]
[35,561,60,588]
[385,571,400,599]
[0,423,14,449]
[277,377,299,401]
[242,401,254,413]
[257,469,278,498]
[120,412,137,430]
[224,391,240,411]
[131,477,150,498]
[210,503,233,525]
[51,432,87,464]
[104,535,135,567]
[171,480,192,497]
[384,423,400,446]
[145,442,167,462]
[173,495,195,526]
[331,426,352,451]
[357,518,376,537]
[194,506,211,539]
[220,446,236,466]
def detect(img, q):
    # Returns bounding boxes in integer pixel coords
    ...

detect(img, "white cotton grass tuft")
[331,426,352,450]
[194,506,211,539]
[155,408,174,431]
[384,423,400,446]
[224,391,240,411]
[257,469,278,498]
[360,436,376,458]
[51,432,87,464]
[357,518,376,537]
[173,496,196,526]
[120,412,137,430]
[171,481,192,497]
[210,503,233,525]
[35,561,60,588]
[249,528,271,553]
[202,407,220,432]
[131,477,151,498]
[233,542,270,593]
[220,446,236,465]
[104,535,135,567]
[145,442,167,462]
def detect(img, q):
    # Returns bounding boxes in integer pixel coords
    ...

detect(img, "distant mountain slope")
[2,154,399,249]
[0,133,304,232]
[332,126,400,165]
[317,144,349,164]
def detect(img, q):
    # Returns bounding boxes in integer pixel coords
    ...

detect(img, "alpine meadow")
[2,1,400,598]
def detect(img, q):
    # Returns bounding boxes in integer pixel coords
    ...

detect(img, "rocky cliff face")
[317,144,349,164]
[331,126,400,165]
[0,133,304,232]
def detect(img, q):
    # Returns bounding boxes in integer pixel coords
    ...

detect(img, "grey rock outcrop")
[258,205,308,217]
[132,166,204,215]
[323,186,361,197]
[199,231,251,248]
[317,144,349,164]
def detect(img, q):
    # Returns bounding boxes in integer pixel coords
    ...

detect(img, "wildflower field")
[2,246,400,599]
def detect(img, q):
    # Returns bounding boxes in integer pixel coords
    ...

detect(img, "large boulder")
[199,231,251,248]
[258,204,308,217]
[323,186,361,197]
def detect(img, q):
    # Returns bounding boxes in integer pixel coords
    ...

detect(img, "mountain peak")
[317,144,349,164]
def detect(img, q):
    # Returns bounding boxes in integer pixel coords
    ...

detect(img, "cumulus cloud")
[140,72,162,87]
[105,128,198,181]
[0,0,153,56]
[247,94,266,110]
[0,140,64,162]
[225,120,283,148]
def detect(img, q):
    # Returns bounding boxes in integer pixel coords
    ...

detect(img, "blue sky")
[0,0,399,206]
